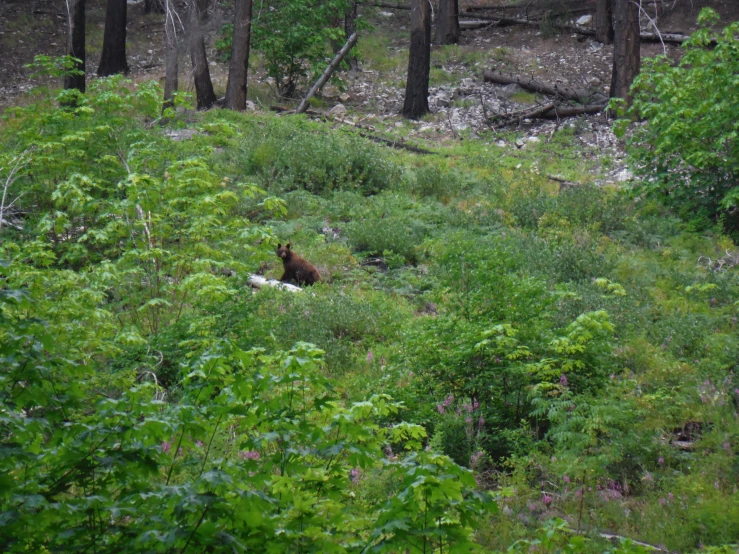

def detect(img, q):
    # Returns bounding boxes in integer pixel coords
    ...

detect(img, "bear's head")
[276,242,292,260]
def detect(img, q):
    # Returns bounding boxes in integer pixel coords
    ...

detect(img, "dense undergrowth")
[1,75,738,553]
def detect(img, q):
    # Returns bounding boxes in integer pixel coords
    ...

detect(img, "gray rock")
[328,103,347,116]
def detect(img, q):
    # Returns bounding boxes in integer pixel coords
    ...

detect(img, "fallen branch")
[483,70,606,104]
[461,13,693,44]
[539,103,607,118]
[488,101,554,125]
[297,32,358,114]
[547,174,581,190]
[361,1,411,9]
[247,274,302,293]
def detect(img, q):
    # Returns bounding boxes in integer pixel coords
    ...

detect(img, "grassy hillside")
[1,77,738,552]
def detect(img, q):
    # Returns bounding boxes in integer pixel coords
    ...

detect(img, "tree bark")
[97,0,129,76]
[610,0,640,102]
[595,0,614,44]
[163,0,179,112]
[224,0,254,110]
[402,0,431,119]
[64,0,85,92]
[436,0,460,45]
[344,0,359,70]
[189,0,217,110]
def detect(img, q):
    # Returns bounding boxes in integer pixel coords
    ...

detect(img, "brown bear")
[276,242,321,286]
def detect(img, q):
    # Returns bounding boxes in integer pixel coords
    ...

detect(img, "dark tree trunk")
[64,0,86,92]
[402,0,431,119]
[97,0,129,76]
[224,0,254,110]
[189,0,217,110]
[610,0,640,102]
[163,0,179,112]
[435,0,460,45]
[595,0,614,44]
[144,0,165,14]
[344,0,359,70]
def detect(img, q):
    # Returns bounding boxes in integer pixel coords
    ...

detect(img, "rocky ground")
[1,0,737,185]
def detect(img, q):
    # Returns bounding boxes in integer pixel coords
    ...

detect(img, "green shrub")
[622,9,739,232]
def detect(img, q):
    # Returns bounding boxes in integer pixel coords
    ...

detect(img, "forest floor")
[1,0,737,187]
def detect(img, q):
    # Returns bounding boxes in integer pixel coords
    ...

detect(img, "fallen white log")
[247,274,303,293]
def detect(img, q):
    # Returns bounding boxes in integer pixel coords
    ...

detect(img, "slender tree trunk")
[64,0,86,92]
[402,0,431,119]
[97,0,129,76]
[595,0,614,44]
[189,0,217,110]
[144,0,165,14]
[224,0,254,110]
[163,0,179,112]
[435,0,460,45]
[344,0,359,70]
[610,0,640,102]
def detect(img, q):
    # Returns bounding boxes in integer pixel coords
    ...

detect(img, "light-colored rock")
[328,103,347,116]
[245,100,256,111]
[576,14,593,26]
[616,169,633,182]
[527,136,541,144]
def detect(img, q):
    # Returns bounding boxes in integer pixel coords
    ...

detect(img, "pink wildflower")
[350,468,361,483]
[559,374,568,386]
[239,450,261,460]
[563,475,570,484]
[161,441,172,454]
[658,498,666,506]
[366,350,374,363]
[658,457,664,465]
[542,494,552,505]
[437,404,445,414]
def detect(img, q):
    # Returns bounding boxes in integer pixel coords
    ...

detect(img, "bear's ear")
[287,242,291,250]
[277,243,281,248]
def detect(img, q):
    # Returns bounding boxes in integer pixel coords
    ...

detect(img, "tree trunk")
[402,0,431,119]
[297,32,358,113]
[163,0,179,112]
[144,0,165,14]
[344,0,359,70]
[64,0,85,92]
[97,0,129,76]
[224,0,254,110]
[189,0,217,110]
[610,0,640,102]
[436,0,460,45]
[595,0,614,44]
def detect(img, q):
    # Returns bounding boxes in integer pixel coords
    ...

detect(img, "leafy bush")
[0,285,494,551]
[622,9,739,231]
[251,0,355,96]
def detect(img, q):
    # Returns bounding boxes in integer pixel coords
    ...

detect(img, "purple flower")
[472,400,479,411]
[658,457,664,465]
[366,350,374,363]
[350,468,361,483]
[443,394,454,407]
[658,498,666,506]
[465,417,472,424]
[723,441,731,453]
[563,475,570,484]
[161,441,172,454]
[667,492,674,501]
[437,403,445,414]
[239,450,261,460]
[196,440,204,448]
[478,415,485,427]
[542,494,552,505]
[559,374,568,386]
[734,388,739,396]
